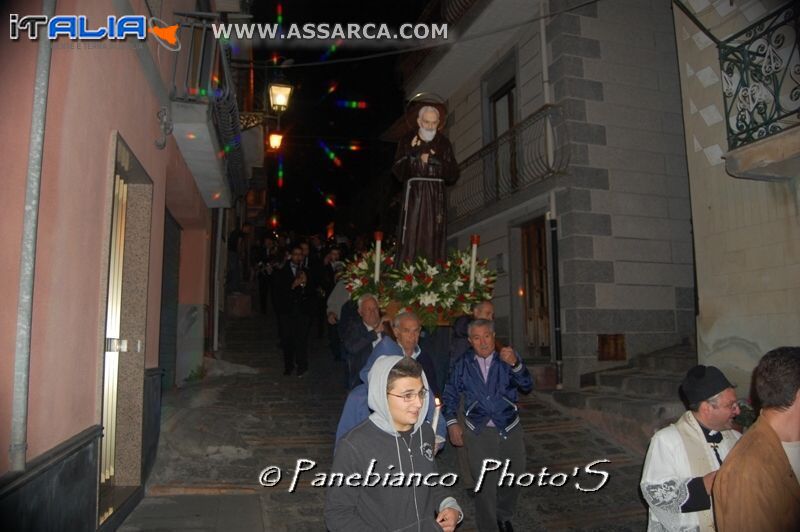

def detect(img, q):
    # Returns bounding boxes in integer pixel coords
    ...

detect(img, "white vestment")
[640,411,740,531]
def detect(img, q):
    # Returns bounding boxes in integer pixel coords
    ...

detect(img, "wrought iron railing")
[169,14,245,195]
[719,3,799,150]
[448,104,570,223]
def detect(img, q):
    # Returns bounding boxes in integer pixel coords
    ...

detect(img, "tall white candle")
[468,234,480,291]
[374,231,383,284]
[431,397,441,433]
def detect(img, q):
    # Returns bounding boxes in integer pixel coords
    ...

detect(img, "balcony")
[448,104,570,223]
[169,14,246,207]
[720,3,800,180]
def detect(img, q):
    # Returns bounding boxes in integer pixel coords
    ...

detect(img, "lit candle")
[431,396,441,434]
[469,234,480,291]
[374,231,383,284]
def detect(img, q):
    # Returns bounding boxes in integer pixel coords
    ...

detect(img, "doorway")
[521,217,551,357]
[98,135,153,524]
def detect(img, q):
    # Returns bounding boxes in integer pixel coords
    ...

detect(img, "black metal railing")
[169,14,245,196]
[448,104,570,222]
[719,3,799,150]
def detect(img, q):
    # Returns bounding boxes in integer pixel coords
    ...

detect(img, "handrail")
[448,104,570,223]
[719,3,799,150]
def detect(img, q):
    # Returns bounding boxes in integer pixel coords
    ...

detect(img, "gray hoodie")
[325,355,462,531]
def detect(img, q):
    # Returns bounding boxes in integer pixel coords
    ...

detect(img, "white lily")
[418,291,439,306]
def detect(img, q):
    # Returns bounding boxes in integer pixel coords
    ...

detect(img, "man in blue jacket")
[443,319,532,532]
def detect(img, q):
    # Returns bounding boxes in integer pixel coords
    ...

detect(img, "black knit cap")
[681,365,734,404]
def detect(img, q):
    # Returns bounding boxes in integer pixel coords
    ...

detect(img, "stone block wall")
[547,0,694,386]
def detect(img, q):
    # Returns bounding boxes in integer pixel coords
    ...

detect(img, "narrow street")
[120,309,648,532]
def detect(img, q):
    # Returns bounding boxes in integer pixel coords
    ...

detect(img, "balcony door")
[521,217,550,357]
[490,82,517,199]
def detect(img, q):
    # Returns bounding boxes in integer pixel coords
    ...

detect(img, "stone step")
[552,387,683,421]
[596,368,684,398]
[634,345,697,374]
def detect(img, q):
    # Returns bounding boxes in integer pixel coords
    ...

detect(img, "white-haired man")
[392,104,459,263]
[340,293,387,389]
[444,319,532,532]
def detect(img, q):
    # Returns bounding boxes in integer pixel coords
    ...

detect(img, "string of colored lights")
[314,185,336,208]
[320,38,344,61]
[332,143,362,151]
[336,99,367,109]
[317,140,342,167]
[216,134,241,159]
[277,154,285,188]
[276,3,283,26]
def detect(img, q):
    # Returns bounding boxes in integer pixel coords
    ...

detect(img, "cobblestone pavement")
[121,312,648,531]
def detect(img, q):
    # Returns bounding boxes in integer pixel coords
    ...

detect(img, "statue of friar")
[392,104,460,264]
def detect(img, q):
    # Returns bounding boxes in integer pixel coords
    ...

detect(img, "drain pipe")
[10,0,57,472]
[547,192,563,390]
[542,6,563,389]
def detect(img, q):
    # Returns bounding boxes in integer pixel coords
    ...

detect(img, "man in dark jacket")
[272,244,315,377]
[444,319,532,532]
[340,294,387,389]
[449,300,495,492]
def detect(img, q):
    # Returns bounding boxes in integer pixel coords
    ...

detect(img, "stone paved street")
[121,312,648,531]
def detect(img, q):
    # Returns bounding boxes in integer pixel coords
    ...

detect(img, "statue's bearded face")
[417,110,439,141]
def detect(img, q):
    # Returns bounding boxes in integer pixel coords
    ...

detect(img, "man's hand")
[292,271,307,289]
[327,312,338,325]
[702,471,717,494]
[421,153,429,164]
[447,424,464,447]
[435,508,460,532]
[499,346,517,366]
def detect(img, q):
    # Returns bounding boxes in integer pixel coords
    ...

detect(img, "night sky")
[248,1,431,237]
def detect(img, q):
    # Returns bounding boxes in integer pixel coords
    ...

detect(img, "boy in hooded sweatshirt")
[325,356,462,531]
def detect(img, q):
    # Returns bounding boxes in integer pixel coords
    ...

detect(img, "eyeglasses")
[387,388,428,402]
[714,400,740,411]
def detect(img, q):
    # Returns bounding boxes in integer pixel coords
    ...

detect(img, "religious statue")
[392,104,459,264]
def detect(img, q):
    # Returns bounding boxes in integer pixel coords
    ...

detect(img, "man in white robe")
[640,365,741,531]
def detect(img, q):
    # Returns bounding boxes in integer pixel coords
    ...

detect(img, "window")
[481,52,517,202]
[491,82,518,195]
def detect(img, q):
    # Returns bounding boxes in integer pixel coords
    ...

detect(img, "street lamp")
[268,82,293,112]
[268,132,283,150]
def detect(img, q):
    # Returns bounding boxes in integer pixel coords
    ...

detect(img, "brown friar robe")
[392,130,459,264]
[712,418,800,531]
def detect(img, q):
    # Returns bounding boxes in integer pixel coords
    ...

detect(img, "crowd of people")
[227,226,799,531]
